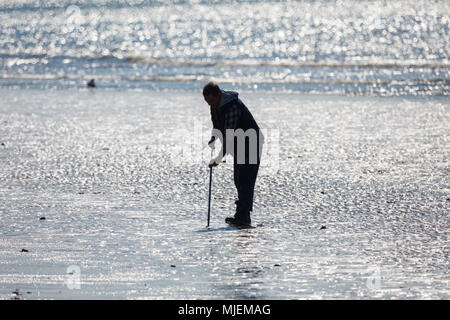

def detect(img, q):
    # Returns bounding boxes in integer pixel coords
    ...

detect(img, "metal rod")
[207,166,212,227]
[207,148,214,227]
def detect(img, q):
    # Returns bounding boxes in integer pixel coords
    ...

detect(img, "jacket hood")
[219,90,239,108]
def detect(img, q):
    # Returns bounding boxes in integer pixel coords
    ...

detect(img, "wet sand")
[0,88,448,299]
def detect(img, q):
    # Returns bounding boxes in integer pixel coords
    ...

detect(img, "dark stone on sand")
[40,216,46,220]
[87,79,96,88]
[21,249,29,252]
[1,142,4,146]
[320,225,326,230]
[170,265,176,268]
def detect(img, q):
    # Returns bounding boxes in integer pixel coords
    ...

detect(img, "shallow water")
[0,88,448,299]
[0,0,449,95]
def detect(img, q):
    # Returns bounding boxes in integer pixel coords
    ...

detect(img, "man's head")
[203,81,221,109]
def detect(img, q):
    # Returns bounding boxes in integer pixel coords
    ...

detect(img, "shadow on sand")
[195,225,256,233]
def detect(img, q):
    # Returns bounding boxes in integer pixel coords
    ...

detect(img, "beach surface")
[0,88,448,299]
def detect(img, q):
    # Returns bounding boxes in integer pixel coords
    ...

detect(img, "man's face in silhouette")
[204,92,221,109]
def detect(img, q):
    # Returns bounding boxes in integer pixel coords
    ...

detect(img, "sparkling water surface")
[0,0,448,301]
[0,0,449,95]
[0,88,448,299]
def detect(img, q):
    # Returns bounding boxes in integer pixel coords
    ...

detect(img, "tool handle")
[207,148,214,227]
[207,166,212,227]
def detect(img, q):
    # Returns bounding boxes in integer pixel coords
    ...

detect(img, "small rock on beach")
[87,79,96,88]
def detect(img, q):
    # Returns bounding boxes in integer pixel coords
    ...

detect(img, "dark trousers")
[233,162,260,213]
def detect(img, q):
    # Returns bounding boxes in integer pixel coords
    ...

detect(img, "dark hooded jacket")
[210,90,262,164]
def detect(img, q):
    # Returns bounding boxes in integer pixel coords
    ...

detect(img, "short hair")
[203,81,221,96]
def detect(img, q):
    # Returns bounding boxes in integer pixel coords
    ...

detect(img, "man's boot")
[225,207,251,227]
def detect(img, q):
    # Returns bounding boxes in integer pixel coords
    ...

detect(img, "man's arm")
[224,103,241,131]
[209,103,241,167]
[221,102,241,157]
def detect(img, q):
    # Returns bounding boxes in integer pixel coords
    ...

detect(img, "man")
[203,82,263,227]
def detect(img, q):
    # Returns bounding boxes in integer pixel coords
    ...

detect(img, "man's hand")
[208,156,220,168]
[208,136,216,150]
